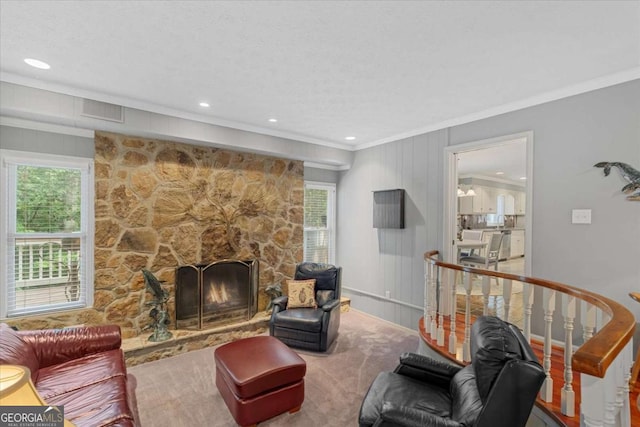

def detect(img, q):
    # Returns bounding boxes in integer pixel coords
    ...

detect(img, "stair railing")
[423,250,635,427]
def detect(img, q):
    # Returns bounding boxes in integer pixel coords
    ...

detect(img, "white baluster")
[576,306,632,427]
[561,294,576,417]
[614,340,633,427]
[523,282,534,342]
[581,374,609,427]
[437,265,445,346]
[582,301,596,343]
[424,261,430,335]
[502,279,512,322]
[429,264,438,338]
[604,401,616,427]
[481,275,490,315]
[541,288,556,403]
[463,272,472,362]
[448,268,457,355]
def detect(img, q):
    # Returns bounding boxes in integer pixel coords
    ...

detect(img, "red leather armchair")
[0,323,136,426]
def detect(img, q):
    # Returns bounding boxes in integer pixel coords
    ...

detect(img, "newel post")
[541,288,556,402]
[424,259,431,335]
[580,339,633,427]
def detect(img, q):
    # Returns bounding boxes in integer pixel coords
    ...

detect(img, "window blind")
[1,151,93,318]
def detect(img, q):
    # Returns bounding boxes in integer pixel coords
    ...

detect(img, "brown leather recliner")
[0,323,136,426]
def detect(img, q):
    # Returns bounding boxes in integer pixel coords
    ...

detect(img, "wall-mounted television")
[373,189,405,229]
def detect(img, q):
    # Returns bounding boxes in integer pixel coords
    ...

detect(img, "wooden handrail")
[424,250,635,378]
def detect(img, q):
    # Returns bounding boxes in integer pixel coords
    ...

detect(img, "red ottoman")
[214,335,306,426]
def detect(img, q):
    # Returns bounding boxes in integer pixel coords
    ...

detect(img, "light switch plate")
[572,209,592,224]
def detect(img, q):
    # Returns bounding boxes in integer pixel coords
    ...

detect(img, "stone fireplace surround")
[6,131,305,341]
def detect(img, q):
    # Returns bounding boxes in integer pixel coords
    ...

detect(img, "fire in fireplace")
[175,259,258,330]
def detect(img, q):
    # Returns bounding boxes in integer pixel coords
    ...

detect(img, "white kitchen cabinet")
[474,188,485,213]
[459,187,483,214]
[515,191,526,214]
[481,187,497,213]
[510,229,525,258]
[460,186,524,215]
[503,193,516,215]
[458,195,472,214]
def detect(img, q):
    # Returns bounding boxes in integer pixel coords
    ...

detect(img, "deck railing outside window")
[13,238,80,309]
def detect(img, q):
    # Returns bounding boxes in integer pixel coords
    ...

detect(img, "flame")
[207,281,230,304]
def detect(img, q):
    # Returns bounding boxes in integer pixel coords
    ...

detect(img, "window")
[303,182,336,265]
[0,150,94,318]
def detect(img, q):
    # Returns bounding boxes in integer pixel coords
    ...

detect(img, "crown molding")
[0,72,354,151]
[3,68,639,153]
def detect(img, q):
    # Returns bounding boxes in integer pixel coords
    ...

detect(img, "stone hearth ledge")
[123,312,269,367]
[123,297,350,366]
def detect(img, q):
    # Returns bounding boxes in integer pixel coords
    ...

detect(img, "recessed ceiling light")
[24,58,50,69]
[495,171,504,175]
[199,102,210,108]
[520,176,527,180]
[268,118,278,123]
[345,136,356,141]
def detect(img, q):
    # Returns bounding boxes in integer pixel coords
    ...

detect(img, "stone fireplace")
[176,259,258,330]
[5,131,304,338]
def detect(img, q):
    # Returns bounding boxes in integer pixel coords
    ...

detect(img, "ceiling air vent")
[80,98,124,123]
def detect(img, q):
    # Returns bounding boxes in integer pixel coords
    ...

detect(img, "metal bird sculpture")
[142,269,168,303]
[594,162,640,201]
[141,269,172,342]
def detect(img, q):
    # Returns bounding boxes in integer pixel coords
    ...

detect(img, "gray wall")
[450,80,640,316]
[337,130,447,329]
[2,80,638,336]
[304,166,340,183]
[0,82,353,168]
[337,80,640,331]
[0,126,94,157]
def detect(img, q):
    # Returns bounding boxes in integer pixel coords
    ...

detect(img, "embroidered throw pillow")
[287,279,317,308]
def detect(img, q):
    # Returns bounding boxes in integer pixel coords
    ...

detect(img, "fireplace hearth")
[175,259,258,330]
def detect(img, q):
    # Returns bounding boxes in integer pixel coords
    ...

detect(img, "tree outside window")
[1,150,93,318]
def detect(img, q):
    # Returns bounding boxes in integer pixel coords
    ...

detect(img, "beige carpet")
[127,310,419,426]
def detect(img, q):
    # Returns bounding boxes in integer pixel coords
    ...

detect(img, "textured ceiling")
[1,1,639,150]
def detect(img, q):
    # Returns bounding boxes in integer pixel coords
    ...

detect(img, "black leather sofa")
[359,316,545,427]
[269,262,342,352]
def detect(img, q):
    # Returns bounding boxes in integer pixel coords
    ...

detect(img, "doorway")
[443,131,533,277]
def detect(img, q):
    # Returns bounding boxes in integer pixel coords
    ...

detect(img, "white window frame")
[0,149,94,319]
[303,181,336,265]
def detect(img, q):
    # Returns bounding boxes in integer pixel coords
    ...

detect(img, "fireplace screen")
[175,259,258,330]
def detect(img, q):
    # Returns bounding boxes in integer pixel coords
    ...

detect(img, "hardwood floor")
[419,314,639,426]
